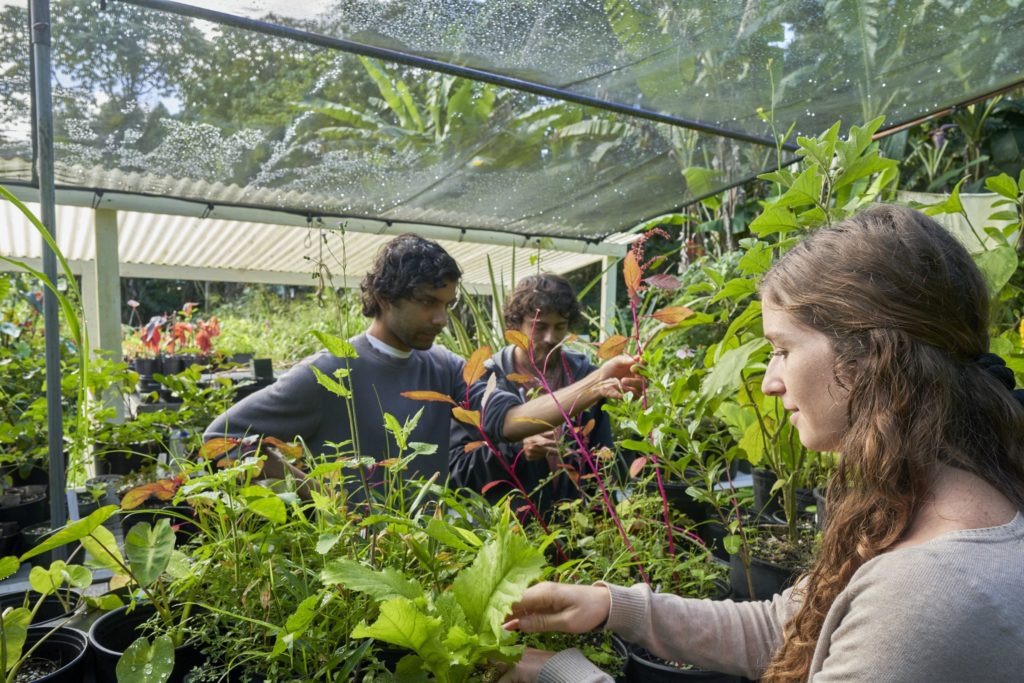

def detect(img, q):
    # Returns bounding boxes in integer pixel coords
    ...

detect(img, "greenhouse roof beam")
[113,0,796,153]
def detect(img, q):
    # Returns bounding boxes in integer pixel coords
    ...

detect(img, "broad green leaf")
[351,598,448,676]
[18,505,119,561]
[0,556,19,582]
[247,496,287,525]
[309,329,358,358]
[81,525,126,574]
[749,205,798,236]
[124,520,175,587]
[116,635,175,683]
[985,173,1020,200]
[451,526,546,641]
[738,418,766,466]
[1,607,30,672]
[321,559,423,601]
[777,167,823,208]
[975,246,1018,296]
[920,177,967,217]
[724,534,742,555]
[271,594,321,657]
[701,338,770,400]
[85,593,125,611]
[423,518,481,553]
[316,531,341,555]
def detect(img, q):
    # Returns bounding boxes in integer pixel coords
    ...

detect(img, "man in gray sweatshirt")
[204,234,641,489]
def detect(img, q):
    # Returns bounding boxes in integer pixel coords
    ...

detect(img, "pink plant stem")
[523,314,649,585]
[629,294,676,558]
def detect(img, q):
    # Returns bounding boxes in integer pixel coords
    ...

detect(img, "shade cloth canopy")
[1,0,1023,245]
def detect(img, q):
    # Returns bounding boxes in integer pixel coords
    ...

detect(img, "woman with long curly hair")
[498,204,1024,682]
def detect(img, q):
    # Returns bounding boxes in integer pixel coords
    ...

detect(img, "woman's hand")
[496,648,556,683]
[522,431,560,461]
[503,582,611,634]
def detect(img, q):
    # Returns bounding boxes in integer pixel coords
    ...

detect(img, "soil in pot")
[89,603,204,683]
[624,644,742,682]
[11,626,89,683]
[729,523,816,600]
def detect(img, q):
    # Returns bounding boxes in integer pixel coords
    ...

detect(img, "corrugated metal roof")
[1,199,624,292]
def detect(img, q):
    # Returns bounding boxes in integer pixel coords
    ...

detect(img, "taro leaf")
[28,561,91,595]
[623,251,642,296]
[116,635,174,683]
[311,330,358,358]
[451,526,546,641]
[1,607,30,672]
[321,558,423,601]
[464,346,492,385]
[124,519,175,587]
[452,407,481,428]
[504,329,529,351]
[597,335,628,360]
[424,517,482,553]
[247,496,287,525]
[85,593,125,611]
[401,390,457,405]
[81,524,126,574]
[351,598,448,677]
[0,556,19,582]
[19,505,119,561]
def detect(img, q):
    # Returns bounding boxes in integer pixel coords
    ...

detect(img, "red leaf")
[463,441,485,453]
[651,306,695,325]
[482,481,507,495]
[597,335,629,361]
[554,463,580,485]
[628,456,648,478]
[121,479,182,510]
[505,373,535,384]
[623,252,642,297]
[580,419,596,437]
[463,346,492,386]
[401,390,457,405]
[644,273,681,290]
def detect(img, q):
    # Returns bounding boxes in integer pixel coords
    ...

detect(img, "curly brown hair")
[359,234,461,317]
[503,273,583,330]
[759,205,1024,681]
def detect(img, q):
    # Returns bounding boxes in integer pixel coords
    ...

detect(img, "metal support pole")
[30,0,68,549]
[599,255,619,337]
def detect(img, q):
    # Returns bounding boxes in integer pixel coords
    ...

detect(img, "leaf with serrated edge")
[451,526,546,640]
[322,558,423,601]
[401,390,457,405]
[311,330,358,358]
[464,346,492,385]
[351,598,449,676]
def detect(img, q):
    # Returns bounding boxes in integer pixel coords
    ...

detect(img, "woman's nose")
[762,362,785,397]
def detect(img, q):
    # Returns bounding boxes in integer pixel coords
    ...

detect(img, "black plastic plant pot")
[728,552,799,601]
[813,487,827,530]
[94,441,163,476]
[751,468,782,519]
[645,480,715,526]
[0,589,83,628]
[21,520,57,567]
[624,644,742,682]
[0,485,49,531]
[89,603,204,683]
[133,357,163,377]
[16,625,90,683]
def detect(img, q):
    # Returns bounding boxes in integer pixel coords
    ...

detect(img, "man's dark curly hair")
[504,273,583,330]
[360,234,461,317]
